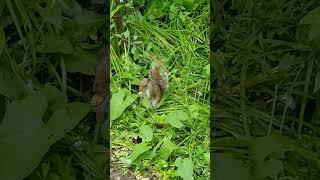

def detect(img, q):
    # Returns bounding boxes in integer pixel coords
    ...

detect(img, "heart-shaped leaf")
[159,140,175,161]
[0,66,26,99]
[165,111,188,129]
[300,7,320,25]
[175,157,194,180]
[0,86,89,180]
[110,90,138,121]
[129,142,151,164]
[139,125,153,142]
[249,134,318,179]
[213,153,250,180]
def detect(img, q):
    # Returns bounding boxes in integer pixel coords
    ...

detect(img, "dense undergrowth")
[212,0,320,179]
[5,0,320,179]
[110,0,210,179]
[0,0,107,180]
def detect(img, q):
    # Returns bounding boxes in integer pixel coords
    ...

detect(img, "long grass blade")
[268,84,278,135]
[240,63,250,137]
[14,0,37,67]
[4,0,26,49]
[298,57,314,137]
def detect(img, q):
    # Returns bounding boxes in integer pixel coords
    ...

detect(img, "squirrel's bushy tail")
[149,61,169,94]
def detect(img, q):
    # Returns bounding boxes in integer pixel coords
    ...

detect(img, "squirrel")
[91,47,109,144]
[138,61,168,109]
[91,56,107,112]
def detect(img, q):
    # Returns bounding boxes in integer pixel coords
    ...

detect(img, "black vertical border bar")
[105,0,110,179]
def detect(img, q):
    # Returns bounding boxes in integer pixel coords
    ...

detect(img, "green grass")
[212,0,320,179]
[110,0,210,179]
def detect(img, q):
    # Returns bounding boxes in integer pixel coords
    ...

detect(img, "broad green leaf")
[0,92,48,180]
[63,48,99,75]
[213,153,250,180]
[0,66,26,99]
[188,104,201,119]
[183,0,196,10]
[314,72,320,93]
[308,24,320,40]
[139,125,153,142]
[159,140,175,161]
[130,143,151,164]
[37,33,73,54]
[300,7,320,24]
[249,134,318,179]
[41,84,65,111]
[165,111,188,129]
[132,150,155,165]
[0,87,89,180]
[250,135,284,179]
[0,91,47,130]
[110,90,138,121]
[176,158,194,180]
[175,157,182,167]
[131,47,140,61]
[46,102,89,142]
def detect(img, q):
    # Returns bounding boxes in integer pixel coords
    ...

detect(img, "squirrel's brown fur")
[139,62,168,109]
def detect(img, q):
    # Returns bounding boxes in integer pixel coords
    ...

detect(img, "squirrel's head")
[155,62,162,70]
[138,78,149,96]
